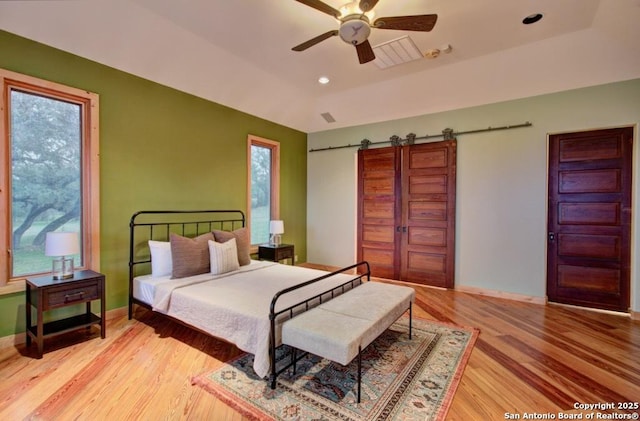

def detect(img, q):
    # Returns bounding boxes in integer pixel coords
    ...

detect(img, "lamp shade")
[45,232,80,257]
[269,220,284,235]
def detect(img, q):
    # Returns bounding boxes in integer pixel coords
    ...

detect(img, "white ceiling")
[1,0,639,133]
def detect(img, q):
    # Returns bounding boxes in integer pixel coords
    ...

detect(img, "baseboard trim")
[0,332,23,349]
[106,306,128,320]
[631,311,640,321]
[455,285,547,305]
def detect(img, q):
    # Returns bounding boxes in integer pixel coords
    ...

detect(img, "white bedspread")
[138,261,355,378]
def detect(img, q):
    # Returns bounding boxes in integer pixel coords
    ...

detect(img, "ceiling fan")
[292,0,438,64]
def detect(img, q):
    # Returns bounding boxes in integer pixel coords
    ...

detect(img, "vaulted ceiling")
[1,0,639,133]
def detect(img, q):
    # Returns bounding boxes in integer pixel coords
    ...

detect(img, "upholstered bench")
[281,281,415,403]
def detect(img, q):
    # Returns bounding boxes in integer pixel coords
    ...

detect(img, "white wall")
[307,79,640,311]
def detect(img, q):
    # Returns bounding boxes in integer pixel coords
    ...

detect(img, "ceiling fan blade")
[356,40,375,64]
[294,0,341,19]
[373,14,438,32]
[292,30,339,52]
[359,0,379,12]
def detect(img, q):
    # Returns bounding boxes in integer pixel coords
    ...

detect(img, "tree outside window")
[1,68,99,286]
[10,91,82,276]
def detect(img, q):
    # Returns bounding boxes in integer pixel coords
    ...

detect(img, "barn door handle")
[548,232,555,242]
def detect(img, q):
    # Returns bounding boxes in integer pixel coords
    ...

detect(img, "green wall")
[0,30,308,338]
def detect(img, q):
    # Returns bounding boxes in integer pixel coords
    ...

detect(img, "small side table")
[25,269,106,358]
[258,244,295,265]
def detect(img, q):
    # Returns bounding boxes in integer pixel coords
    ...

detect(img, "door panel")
[547,127,632,312]
[559,169,620,193]
[401,140,456,287]
[357,147,401,279]
[557,202,620,225]
[557,234,620,259]
[408,227,447,246]
[557,265,620,293]
[409,175,448,194]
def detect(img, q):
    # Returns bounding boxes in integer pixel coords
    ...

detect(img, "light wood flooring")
[1,272,639,420]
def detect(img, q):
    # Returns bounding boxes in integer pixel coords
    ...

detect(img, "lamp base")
[52,257,74,280]
[269,234,282,247]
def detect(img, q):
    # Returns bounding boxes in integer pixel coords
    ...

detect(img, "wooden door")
[357,147,401,279]
[357,140,457,287]
[400,140,457,287]
[547,127,633,312]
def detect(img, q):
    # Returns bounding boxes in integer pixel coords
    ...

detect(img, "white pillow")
[208,239,240,275]
[148,240,172,278]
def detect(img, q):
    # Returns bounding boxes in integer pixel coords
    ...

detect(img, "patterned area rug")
[192,317,478,420]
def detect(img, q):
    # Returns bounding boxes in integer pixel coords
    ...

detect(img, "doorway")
[547,127,633,312]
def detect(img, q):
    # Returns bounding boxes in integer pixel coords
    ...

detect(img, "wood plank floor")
[1,274,638,420]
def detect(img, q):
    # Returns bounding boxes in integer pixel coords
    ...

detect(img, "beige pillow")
[170,232,214,278]
[208,239,240,275]
[212,227,250,266]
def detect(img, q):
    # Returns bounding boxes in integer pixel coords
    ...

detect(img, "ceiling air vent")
[372,35,423,69]
[321,112,336,123]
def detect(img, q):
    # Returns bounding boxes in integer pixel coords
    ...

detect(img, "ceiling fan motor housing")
[339,15,371,45]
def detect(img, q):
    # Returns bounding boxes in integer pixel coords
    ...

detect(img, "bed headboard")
[128,209,245,317]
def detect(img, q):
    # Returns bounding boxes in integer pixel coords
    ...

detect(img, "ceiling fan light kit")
[339,1,375,21]
[293,0,438,64]
[338,15,372,46]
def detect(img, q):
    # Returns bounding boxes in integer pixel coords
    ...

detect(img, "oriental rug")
[192,317,478,421]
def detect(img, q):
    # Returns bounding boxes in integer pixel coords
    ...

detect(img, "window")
[1,68,100,288]
[247,135,279,246]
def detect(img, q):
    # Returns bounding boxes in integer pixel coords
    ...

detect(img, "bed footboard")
[268,261,371,388]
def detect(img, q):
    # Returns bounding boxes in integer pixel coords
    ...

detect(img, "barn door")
[547,127,633,312]
[400,140,456,287]
[357,146,401,280]
[357,140,456,288]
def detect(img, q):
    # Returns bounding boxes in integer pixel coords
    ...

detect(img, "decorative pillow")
[170,232,214,278]
[212,227,250,266]
[208,239,240,275]
[148,240,172,278]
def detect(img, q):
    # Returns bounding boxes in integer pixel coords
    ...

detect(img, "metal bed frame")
[268,260,370,388]
[128,209,371,387]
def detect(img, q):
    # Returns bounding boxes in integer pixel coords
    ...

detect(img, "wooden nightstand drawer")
[277,248,293,260]
[44,281,100,309]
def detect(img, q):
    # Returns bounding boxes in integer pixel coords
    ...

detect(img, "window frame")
[0,68,100,290]
[246,135,280,250]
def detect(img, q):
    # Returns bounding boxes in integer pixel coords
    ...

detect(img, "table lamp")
[45,232,80,280]
[269,220,284,246]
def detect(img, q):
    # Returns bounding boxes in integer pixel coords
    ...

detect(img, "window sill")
[0,279,25,296]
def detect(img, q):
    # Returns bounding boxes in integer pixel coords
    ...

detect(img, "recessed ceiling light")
[318,76,330,85]
[522,13,543,25]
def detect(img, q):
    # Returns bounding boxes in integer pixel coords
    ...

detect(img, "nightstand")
[25,269,106,358]
[258,244,295,265]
